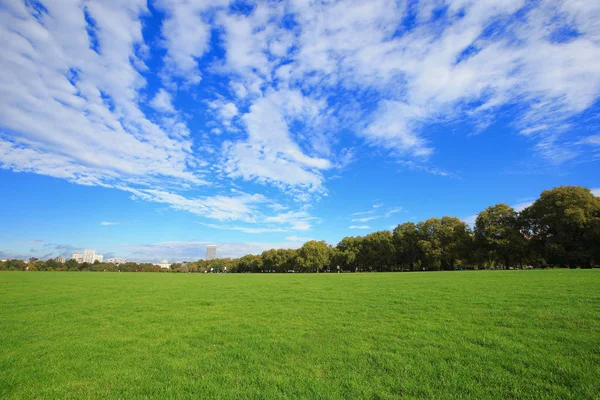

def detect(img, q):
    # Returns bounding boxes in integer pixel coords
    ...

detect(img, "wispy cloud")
[286,236,314,243]
[199,223,288,234]
[349,225,371,230]
[384,207,403,218]
[351,205,404,223]
[18,240,44,245]
[351,216,379,223]
[1,0,600,237]
[100,221,121,226]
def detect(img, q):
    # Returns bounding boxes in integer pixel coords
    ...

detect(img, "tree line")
[2,186,599,273]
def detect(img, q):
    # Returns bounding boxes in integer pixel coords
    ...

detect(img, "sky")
[1,0,599,262]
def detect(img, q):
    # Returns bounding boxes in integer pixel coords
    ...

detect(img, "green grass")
[0,270,599,399]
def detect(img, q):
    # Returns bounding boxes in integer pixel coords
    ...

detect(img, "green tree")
[236,254,263,273]
[520,186,600,268]
[45,259,59,271]
[475,204,525,269]
[297,241,331,273]
[393,222,421,271]
[261,249,281,272]
[416,217,471,271]
[64,259,79,271]
[358,230,395,271]
[335,236,363,271]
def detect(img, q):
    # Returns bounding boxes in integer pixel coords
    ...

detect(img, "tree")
[335,236,363,271]
[233,255,262,273]
[297,241,331,273]
[261,249,281,272]
[65,259,79,271]
[358,230,395,271]
[416,217,471,270]
[475,204,525,269]
[393,222,421,271]
[45,259,59,271]
[520,186,600,268]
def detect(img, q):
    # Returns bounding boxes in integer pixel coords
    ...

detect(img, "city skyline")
[1,1,599,261]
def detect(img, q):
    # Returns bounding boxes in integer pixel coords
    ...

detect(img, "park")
[1,270,598,398]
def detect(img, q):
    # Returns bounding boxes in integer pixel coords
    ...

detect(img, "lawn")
[0,270,599,399]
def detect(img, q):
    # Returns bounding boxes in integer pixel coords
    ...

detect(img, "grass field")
[1,270,599,399]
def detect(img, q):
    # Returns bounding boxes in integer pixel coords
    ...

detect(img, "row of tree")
[2,186,599,273]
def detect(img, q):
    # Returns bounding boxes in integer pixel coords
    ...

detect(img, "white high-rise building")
[83,249,95,264]
[93,254,103,263]
[72,252,83,263]
[158,260,171,269]
[206,245,217,260]
[106,258,126,265]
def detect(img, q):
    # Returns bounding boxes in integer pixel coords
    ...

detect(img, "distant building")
[158,260,171,269]
[106,258,126,265]
[83,249,95,264]
[55,256,65,263]
[71,250,103,263]
[206,245,217,260]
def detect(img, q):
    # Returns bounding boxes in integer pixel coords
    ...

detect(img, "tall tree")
[520,186,600,268]
[335,236,363,271]
[358,230,395,271]
[475,203,525,269]
[393,222,421,271]
[416,217,471,270]
[297,241,331,273]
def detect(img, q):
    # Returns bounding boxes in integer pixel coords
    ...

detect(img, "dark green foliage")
[475,203,525,269]
[520,186,600,268]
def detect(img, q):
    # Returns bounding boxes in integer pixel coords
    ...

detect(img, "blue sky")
[0,0,599,262]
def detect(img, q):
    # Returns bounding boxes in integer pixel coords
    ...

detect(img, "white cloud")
[221,90,332,194]
[100,221,120,226]
[349,225,371,230]
[591,188,600,197]
[122,186,319,231]
[199,223,288,234]
[208,99,238,127]
[150,89,175,113]
[350,206,403,222]
[351,216,379,223]
[363,102,432,157]
[154,0,229,85]
[0,0,201,190]
[263,210,320,231]
[579,135,600,146]
[286,236,314,242]
[122,187,268,223]
[351,210,376,216]
[279,0,600,162]
[385,207,403,218]
[2,0,600,237]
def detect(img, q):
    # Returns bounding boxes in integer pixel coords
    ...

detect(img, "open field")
[1,271,599,399]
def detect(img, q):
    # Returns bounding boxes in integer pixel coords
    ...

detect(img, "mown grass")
[0,270,599,399]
